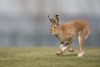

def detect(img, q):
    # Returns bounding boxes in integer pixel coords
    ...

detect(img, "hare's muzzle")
[49,30,55,35]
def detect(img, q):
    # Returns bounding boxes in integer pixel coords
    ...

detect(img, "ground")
[0,47,100,67]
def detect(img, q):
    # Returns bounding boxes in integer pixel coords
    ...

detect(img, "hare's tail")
[84,24,90,39]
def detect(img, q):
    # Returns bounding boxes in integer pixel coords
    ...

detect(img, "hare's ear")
[55,15,59,22]
[48,15,52,22]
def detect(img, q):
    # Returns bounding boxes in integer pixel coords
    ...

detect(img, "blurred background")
[0,0,100,47]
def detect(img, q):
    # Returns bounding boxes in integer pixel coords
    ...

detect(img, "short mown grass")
[0,47,100,67]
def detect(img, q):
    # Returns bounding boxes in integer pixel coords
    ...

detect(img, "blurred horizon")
[0,0,100,47]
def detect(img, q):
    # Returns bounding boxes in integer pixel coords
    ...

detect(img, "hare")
[48,15,90,57]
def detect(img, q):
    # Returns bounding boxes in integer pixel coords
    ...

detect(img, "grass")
[0,47,100,67]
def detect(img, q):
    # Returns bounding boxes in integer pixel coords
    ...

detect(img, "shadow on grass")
[61,53,77,57]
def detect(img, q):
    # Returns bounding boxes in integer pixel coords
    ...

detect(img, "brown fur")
[48,15,90,57]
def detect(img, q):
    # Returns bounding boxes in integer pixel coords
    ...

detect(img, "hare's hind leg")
[77,33,85,57]
[77,27,89,57]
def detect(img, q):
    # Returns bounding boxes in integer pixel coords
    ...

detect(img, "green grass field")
[0,47,100,67]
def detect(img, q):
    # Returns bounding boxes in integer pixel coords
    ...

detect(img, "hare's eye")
[54,27,56,28]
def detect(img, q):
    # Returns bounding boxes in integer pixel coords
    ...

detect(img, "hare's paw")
[56,51,62,56]
[68,48,74,52]
[77,51,84,57]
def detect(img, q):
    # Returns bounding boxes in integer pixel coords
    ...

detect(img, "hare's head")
[48,15,60,35]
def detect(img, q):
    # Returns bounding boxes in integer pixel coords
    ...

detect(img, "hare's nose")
[48,29,51,33]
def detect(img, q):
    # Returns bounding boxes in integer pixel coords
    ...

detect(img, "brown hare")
[48,15,90,57]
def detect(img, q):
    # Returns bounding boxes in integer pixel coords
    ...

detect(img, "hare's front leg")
[68,43,74,52]
[56,42,68,56]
